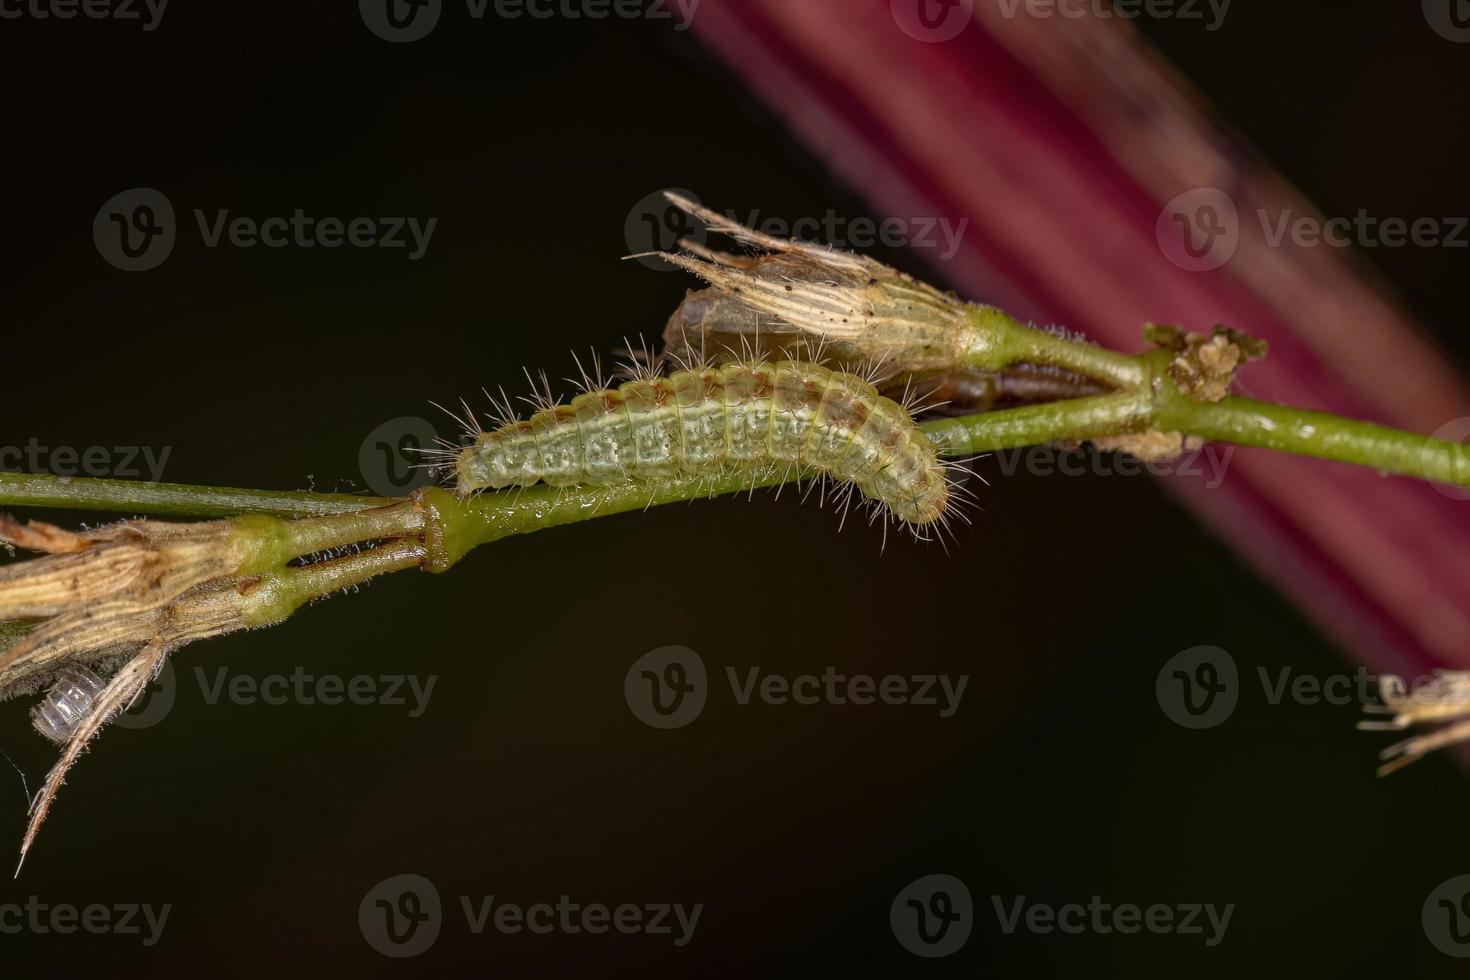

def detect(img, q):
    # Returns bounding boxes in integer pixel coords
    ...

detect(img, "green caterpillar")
[453,359,953,528]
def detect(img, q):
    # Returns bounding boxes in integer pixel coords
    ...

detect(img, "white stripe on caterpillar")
[452,359,952,528]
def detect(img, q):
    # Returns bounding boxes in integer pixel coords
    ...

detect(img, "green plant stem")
[0,472,388,519]
[1154,394,1470,485]
[232,501,426,575]
[921,391,1148,456]
[239,539,430,628]
[966,306,1147,388]
[416,476,795,571]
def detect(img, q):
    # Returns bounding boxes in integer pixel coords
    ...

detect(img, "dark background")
[1,1,1468,976]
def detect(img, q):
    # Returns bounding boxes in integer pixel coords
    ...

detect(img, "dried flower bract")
[650,193,971,374]
[1358,671,1470,776]
[0,503,429,869]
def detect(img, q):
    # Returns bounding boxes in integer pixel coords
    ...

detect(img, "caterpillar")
[448,359,960,532]
[31,667,106,745]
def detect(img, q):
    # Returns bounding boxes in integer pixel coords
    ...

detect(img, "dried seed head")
[0,516,254,698]
[0,504,429,870]
[1358,671,1470,775]
[651,193,971,375]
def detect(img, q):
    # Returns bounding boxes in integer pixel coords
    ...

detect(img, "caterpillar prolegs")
[451,360,960,531]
